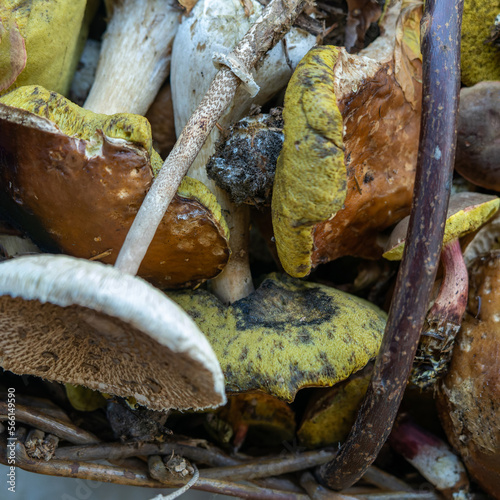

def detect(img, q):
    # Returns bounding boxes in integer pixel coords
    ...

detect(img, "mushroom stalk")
[412,238,468,388]
[84,0,179,115]
[115,0,306,277]
[211,194,254,304]
[389,417,469,499]
[317,0,464,489]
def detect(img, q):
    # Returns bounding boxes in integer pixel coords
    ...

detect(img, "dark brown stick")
[54,440,239,465]
[2,440,309,500]
[200,450,335,481]
[317,0,464,489]
[0,402,99,444]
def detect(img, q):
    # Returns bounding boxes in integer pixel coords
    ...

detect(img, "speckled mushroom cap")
[272,0,423,278]
[383,192,500,261]
[0,255,226,411]
[437,251,500,498]
[0,86,230,289]
[169,273,387,401]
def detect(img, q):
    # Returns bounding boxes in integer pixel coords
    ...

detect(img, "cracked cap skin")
[0,85,230,289]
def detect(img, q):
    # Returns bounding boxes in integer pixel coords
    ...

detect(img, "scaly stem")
[411,238,468,389]
[317,0,464,489]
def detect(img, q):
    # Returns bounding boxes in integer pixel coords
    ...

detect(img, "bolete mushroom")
[169,273,387,401]
[272,0,423,278]
[437,250,500,499]
[460,0,500,86]
[383,192,500,389]
[0,86,230,289]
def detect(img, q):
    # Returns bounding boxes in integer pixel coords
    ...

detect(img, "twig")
[200,450,335,481]
[0,402,99,444]
[300,472,358,499]
[115,0,307,275]
[317,0,464,489]
[54,440,240,465]
[354,494,440,500]
[54,439,304,493]
[362,466,414,493]
[2,440,309,500]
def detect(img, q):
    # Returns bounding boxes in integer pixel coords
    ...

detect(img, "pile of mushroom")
[1,0,500,497]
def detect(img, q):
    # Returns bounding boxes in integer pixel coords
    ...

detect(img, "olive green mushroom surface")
[383,193,500,261]
[0,85,230,289]
[460,0,500,86]
[0,0,88,95]
[169,274,387,401]
[272,0,423,278]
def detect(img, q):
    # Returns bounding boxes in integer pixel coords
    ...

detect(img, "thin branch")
[2,440,309,500]
[54,440,240,465]
[200,450,335,481]
[317,0,464,489]
[362,466,414,493]
[0,402,99,444]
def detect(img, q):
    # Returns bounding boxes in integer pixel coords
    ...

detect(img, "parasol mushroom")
[272,0,423,278]
[383,192,500,389]
[0,255,225,411]
[437,250,500,499]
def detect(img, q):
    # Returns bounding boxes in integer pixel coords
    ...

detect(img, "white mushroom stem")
[169,0,315,302]
[115,0,307,278]
[84,0,179,115]
[389,418,469,499]
[210,194,254,304]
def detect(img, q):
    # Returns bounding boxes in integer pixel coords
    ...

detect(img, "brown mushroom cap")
[272,2,423,277]
[437,250,500,498]
[0,86,229,288]
[0,255,226,412]
[454,81,500,191]
[384,192,500,260]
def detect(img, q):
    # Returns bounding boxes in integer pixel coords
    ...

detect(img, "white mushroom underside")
[0,255,226,411]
